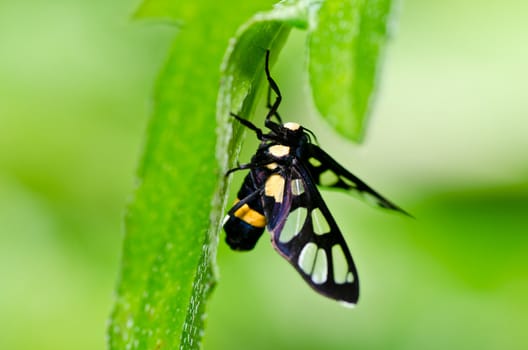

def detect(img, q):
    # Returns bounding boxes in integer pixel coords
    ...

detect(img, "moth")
[223,50,409,305]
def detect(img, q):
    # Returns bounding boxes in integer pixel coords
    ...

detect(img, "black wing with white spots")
[263,162,359,304]
[305,144,411,216]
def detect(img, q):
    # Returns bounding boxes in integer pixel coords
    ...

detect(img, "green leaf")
[308,0,395,141]
[107,30,223,350]
[107,1,311,350]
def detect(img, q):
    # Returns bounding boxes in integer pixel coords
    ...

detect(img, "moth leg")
[225,162,253,176]
[226,158,281,176]
[230,112,264,140]
[227,184,265,216]
[266,81,283,124]
[263,50,283,126]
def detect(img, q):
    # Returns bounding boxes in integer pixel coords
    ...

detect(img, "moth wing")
[263,163,359,304]
[305,144,411,216]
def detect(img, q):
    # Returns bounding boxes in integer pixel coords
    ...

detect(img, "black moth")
[223,50,409,305]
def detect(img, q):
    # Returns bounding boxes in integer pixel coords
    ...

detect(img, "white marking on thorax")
[264,174,285,203]
[269,145,290,158]
[266,162,278,170]
[284,122,301,130]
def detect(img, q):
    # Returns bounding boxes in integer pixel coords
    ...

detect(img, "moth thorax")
[266,162,279,170]
[269,145,290,158]
[283,122,301,131]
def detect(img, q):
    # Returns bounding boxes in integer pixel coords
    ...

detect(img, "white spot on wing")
[309,157,321,167]
[312,208,331,235]
[291,179,305,196]
[346,272,355,283]
[339,301,357,309]
[340,176,357,188]
[331,245,348,284]
[279,207,307,243]
[362,192,382,207]
[298,242,317,274]
[320,170,339,186]
[311,249,328,284]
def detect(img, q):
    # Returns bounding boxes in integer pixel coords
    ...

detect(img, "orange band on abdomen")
[233,199,266,228]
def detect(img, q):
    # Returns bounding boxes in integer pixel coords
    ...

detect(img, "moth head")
[281,121,307,141]
[269,121,311,150]
[283,122,301,131]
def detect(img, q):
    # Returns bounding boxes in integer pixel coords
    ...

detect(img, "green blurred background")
[1,0,527,349]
